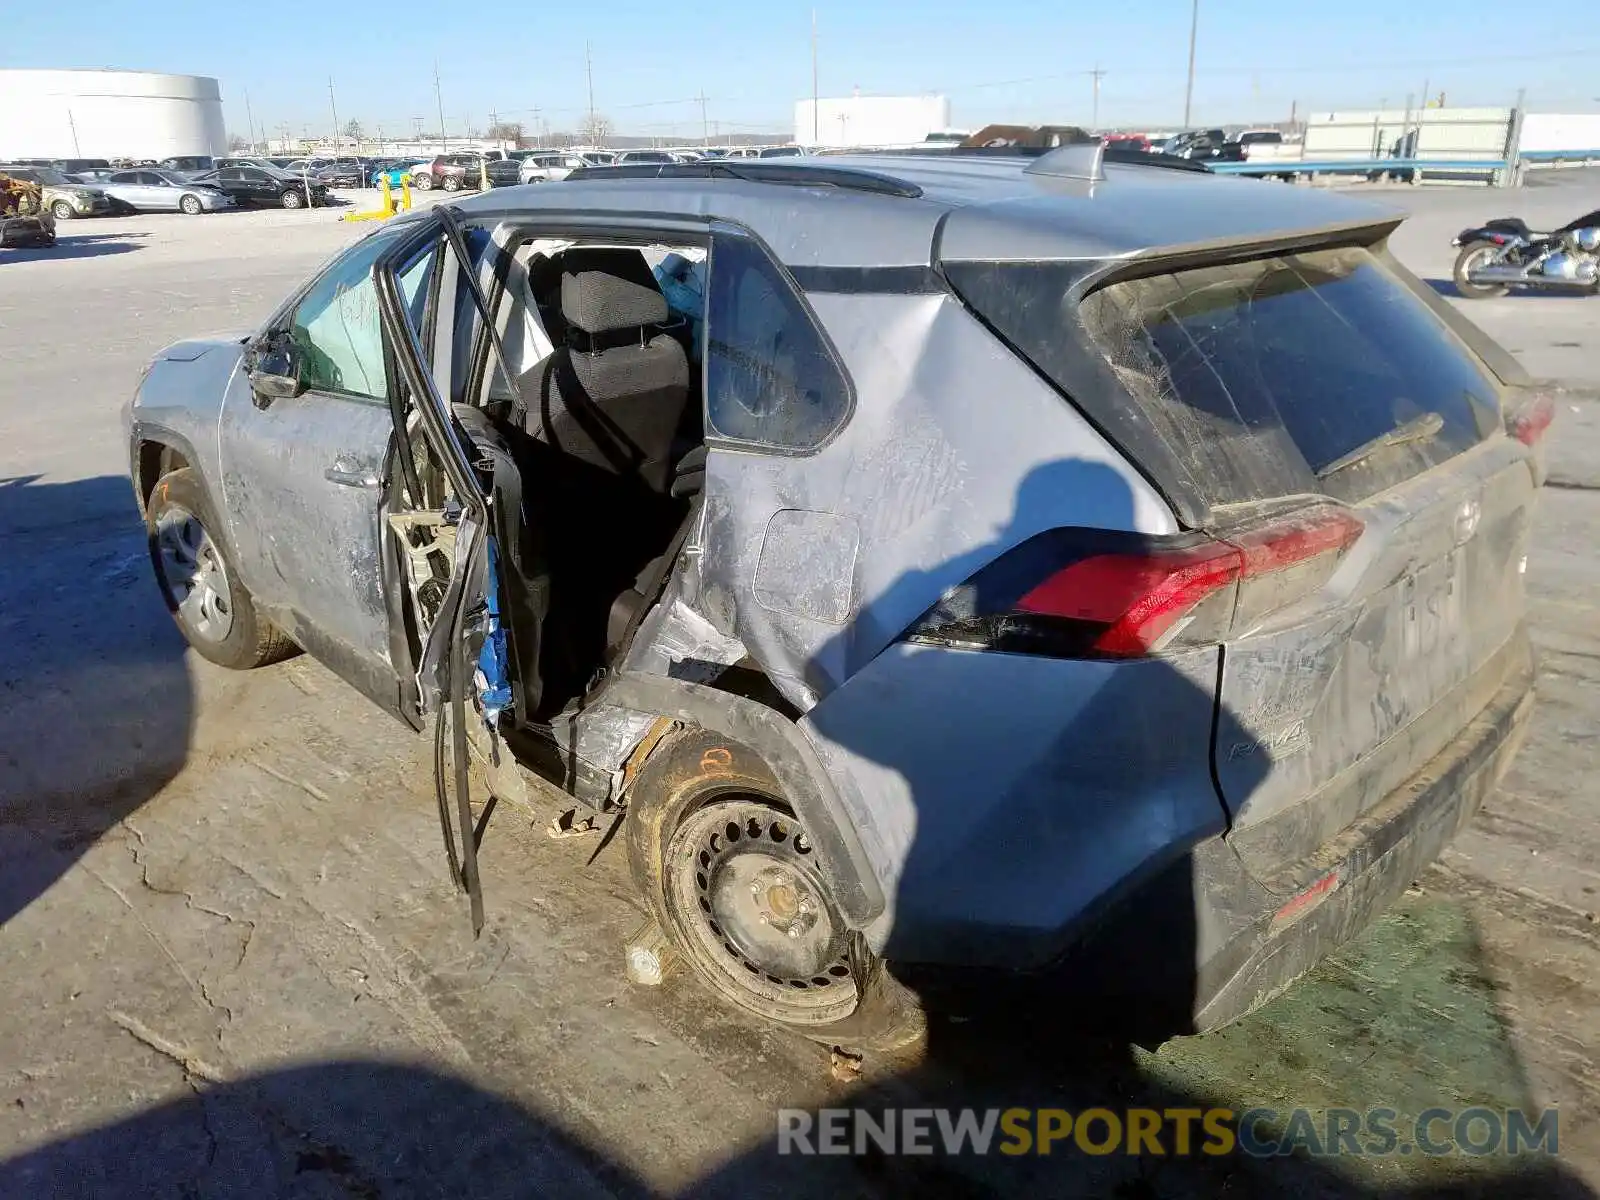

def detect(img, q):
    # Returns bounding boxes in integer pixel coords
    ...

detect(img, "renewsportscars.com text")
[776,1106,1559,1158]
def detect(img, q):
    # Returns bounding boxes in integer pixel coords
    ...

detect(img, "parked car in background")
[370,160,423,187]
[97,169,235,214]
[50,158,111,175]
[1102,133,1151,152]
[190,165,330,209]
[157,155,216,175]
[613,150,677,165]
[216,157,289,173]
[517,152,588,184]
[1158,129,1232,160]
[758,145,804,158]
[0,165,114,220]
[484,151,534,187]
[411,154,483,191]
[314,161,369,187]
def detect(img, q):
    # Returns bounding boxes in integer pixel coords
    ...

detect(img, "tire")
[441,175,461,192]
[413,174,434,191]
[179,194,203,215]
[280,189,304,209]
[626,728,923,1051]
[50,200,74,221]
[146,468,297,670]
[1453,241,1510,299]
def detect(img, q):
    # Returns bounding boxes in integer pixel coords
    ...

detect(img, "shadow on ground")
[0,474,191,922]
[2,232,149,263]
[1425,277,1596,301]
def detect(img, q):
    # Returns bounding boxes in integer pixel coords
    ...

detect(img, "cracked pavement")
[2,183,1599,1197]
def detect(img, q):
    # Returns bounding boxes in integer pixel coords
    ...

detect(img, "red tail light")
[907,507,1364,659]
[1507,393,1554,446]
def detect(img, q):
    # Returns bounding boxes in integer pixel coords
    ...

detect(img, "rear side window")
[951,247,1499,504]
[705,236,851,451]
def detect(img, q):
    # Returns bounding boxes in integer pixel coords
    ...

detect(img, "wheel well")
[136,440,189,512]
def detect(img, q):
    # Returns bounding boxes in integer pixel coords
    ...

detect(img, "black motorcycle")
[1451,207,1600,299]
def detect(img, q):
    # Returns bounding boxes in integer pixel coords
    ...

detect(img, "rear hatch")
[945,241,1542,884]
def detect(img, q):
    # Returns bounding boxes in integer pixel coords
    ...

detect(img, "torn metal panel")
[566,594,749,780]
[698,289,1176,709]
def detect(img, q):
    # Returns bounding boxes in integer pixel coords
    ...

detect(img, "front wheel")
[280,189,304,209]
[179,194,203,215]
[413,174,434,191]
[50,200,74,221]
[146,468,297,670]
[1453,241,1510,299]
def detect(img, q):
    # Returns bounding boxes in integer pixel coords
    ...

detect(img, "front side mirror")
[247,335,303,408]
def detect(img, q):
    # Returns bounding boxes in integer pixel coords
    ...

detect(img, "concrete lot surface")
[1,175,1598,1197]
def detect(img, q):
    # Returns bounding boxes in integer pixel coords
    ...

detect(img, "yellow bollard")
[342,172,403,222]
[401,176,412,211]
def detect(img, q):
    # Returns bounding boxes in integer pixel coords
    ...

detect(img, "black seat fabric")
[524,248,690,495]
[516,248,694,714]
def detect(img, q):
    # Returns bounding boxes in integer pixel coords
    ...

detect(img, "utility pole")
[490,108,500,149]
[811,9,820,145]
[586,41,597,133]
[435,62,448,152]
[328,78,340,154]
[696,91,710,146]
[244,89,257,153]
[66,109,81,156]
[1090,65,1105,130]
[1183,0,1200,127]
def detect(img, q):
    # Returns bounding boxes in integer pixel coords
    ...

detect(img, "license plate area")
[1398,552,1463,666]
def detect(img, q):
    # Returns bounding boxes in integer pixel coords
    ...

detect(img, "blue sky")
[5,0,1599,138]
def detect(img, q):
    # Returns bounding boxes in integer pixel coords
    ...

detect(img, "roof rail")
[563,160,924,199]
[839,144,1213,174]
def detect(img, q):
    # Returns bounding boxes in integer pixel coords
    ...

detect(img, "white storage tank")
[795,95,952,149]
[0,69,226,160]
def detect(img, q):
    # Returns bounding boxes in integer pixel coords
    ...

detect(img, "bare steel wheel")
[663,799,860,1025]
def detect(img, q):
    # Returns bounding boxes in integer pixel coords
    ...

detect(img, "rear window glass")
[954,247,1500,504]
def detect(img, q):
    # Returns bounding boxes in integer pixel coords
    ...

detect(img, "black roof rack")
[562,160,924,198]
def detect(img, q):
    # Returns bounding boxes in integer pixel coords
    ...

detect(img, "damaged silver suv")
[126,148,1550,1047]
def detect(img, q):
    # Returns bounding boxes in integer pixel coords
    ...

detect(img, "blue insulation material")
[476,538,513,723]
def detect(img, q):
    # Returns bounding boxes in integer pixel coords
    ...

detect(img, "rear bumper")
[947,635,1536,1036]
[1187,641,1534,1029]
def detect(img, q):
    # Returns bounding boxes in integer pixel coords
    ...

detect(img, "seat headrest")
[559,248,669,334]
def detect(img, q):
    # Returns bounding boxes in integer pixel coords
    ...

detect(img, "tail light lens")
[905,506,1364,659]
[1506,392,1554,446]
